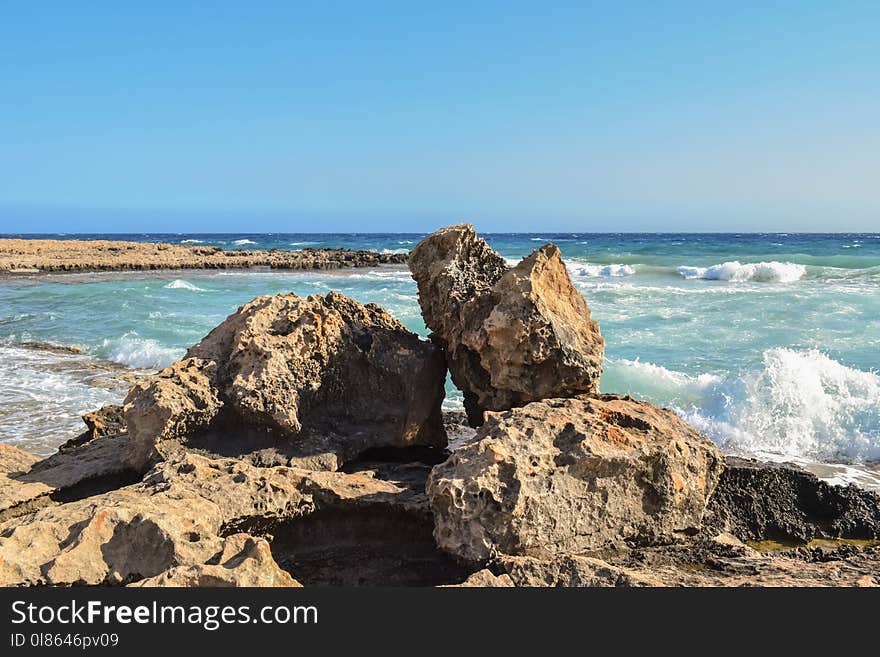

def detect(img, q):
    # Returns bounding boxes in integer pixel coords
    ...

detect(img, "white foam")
[0,345,126,455]
[232,239,257,245]
[612,350,880,464]
[164,279,206,291]
[567,262,636,278]
[99,333,184,369]
[180,239,204,244]
[676,261,806,283]
[381,248,410,254]
[289,241,318,246]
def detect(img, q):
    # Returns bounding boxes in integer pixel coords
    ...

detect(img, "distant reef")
[0,238,407,274]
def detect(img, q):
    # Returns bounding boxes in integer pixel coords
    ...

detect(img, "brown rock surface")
[123,291,446,470]
[132,534,301,587]
[494,538,880,587]
[60,404,127,450]
[0,435,137,524]
[0,448,463,587]
[427,395,723,562]
[409,224,604,424]
[0,238,407,273]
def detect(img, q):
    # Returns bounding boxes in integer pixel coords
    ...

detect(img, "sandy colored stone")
[124,291,446,470]
[495,540,880,587]
[0,238,407,273]
[428,395,724,562]
[0,435,135,523]
[443,569,515,587]
[132,534,301,587]
[409,224,604,424]
[0,448,430,586]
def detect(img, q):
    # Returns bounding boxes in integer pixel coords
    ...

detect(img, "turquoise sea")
[2,232,879,488]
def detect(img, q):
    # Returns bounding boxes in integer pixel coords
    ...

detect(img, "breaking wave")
[676,261,806,283]
[164,279,206,291]
[608,350,880,463]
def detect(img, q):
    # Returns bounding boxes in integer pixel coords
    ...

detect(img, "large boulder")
[123,291,447,470]
[409,224,604,425]
[427,395,724,562]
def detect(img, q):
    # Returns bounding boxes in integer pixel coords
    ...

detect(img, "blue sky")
[1,1,878,233]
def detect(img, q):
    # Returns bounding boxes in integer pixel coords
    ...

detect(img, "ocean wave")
[164,279,206,291]
[232,239,257,245]
[676,261,806,283]
[0,345,127,455]
[99,334,184,369]
[289,241,318,246]
[381,248,410,254]
[180,239,203,244]
[567,262,636,278]
[609,349,880,463]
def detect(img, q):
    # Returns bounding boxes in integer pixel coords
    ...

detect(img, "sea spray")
[608,350,880,463]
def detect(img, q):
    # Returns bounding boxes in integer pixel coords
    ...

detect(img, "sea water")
[1,232,879,489]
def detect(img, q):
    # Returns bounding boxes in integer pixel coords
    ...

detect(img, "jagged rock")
[0,436,138,524]
[427,395,724,562]
[409,224,604,424]
[0,449,464,587]
[443,569,515,587]
[704,457,880,543]
[124,291,447,470]
[0,484,223,586]
[493,540,880,587]
[132,534,301,587]
[60,404,127,450]
[497,554,661,587]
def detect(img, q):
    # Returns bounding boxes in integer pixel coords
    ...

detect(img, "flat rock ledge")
[0,238,407,274]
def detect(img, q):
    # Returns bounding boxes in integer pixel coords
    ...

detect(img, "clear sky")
[1,1,878,233]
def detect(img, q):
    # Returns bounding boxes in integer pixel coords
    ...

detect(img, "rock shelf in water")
[0,238,407,273]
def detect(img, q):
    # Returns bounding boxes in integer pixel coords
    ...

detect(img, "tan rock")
[427,395,724,562]
[0,238,407,274]
[124,291,446,470]
[0,449,435,586]
[443,569,515,587]
[409,224,604,424]
[0,435,136,524]
[498,554,662,587]
[132,534,301,587]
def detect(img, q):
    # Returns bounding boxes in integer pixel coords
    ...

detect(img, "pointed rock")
[409,224,604,424]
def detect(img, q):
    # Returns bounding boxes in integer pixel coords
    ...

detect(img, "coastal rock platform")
[0,238,407,274]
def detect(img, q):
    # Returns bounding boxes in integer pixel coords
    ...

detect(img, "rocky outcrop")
[409,224,604,425]
[427,395,723,562]
[704,457,880,543]
[124,291,446,471]
[132,534,301,587]
[60,404,127,450]
[0,238,407,274]
[0,435,138,524]
[493,536,880,587]
[0,446,467,587]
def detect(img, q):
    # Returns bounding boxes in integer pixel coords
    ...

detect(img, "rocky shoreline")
[0,238,407,274]
[1,224,879,587]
